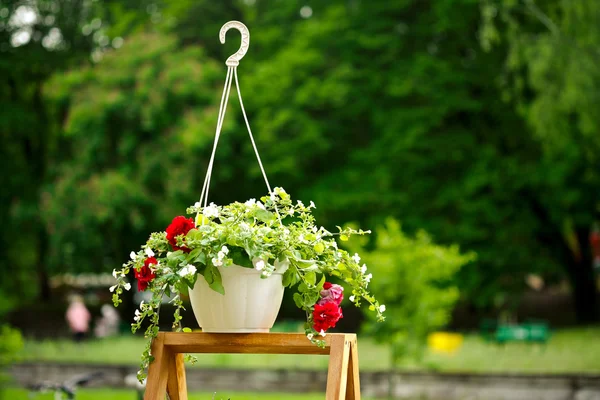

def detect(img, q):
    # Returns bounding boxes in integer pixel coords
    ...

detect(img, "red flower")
[166,216,195,252]
[135,257,157,291]
[312,301,343,333]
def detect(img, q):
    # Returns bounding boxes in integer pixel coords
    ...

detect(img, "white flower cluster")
[211,246,229,267]
[203,202,220,218]
[178,264,197,278]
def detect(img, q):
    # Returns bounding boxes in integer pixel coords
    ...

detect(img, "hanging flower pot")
[188,260,288,332]
[110,21,385,381]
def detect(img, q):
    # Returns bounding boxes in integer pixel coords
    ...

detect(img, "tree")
[347,219,475,363]
[481,0,600,322]
[43,33,222,276]
[0,0,154,307]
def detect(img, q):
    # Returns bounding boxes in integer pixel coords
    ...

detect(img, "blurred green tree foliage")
[1,0,598,324]
[347,219,475,363]
[481,0,600,321]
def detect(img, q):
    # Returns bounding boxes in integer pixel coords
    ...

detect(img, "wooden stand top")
[158,331,354,355]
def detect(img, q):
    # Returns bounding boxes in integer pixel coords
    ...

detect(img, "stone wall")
[10,362,600,400]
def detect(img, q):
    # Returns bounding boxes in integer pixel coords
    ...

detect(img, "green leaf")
[293,293,303,308]
[182,327,192,333]
[204,265,225,295]
[254,209,276,223]
[340,235,349,241]
[313,242,325,254]
[186,229,202,241]
[229,247,253,268]
[282,268,295,287]
[305,271,316,286]
[204,264,215,284]
[298,282,308,293]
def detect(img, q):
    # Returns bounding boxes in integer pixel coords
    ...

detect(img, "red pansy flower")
[135,257,157,291]
[312,301,343,333]
[166,216,195,252]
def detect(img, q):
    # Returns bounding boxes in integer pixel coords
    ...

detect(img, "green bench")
[480,319,550,344]
[495,323,550,344]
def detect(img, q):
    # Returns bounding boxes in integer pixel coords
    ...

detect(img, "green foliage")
[3,0,598,324]
[348,219,475,364]
[480,0,600,321]
[0,325,23,383]
[42,33,222,275]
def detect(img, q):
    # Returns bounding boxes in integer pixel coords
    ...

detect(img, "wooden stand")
[144,332,361,400]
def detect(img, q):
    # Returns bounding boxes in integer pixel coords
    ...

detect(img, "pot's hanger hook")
[219,21,250,67]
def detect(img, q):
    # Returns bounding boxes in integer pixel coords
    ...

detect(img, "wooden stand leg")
[326,334,351,400]
[167,353,188,400]
[144,333,170,400]
[345,336,361,400]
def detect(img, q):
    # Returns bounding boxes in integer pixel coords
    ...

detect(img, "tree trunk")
[565,228,599,323]
[37,223,51,301]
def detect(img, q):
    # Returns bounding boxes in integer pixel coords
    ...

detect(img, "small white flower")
[112,269,118,279]
[287,209,294,216]
[244,198,256,207]
[124,282,131,291]
[217,251,224,260]
[145,248,155,257]
[352,253,361,263]
[319,330,326,337]
[297,200,304,208]
[254,259,265,271]
[140,301,145,309]
[221,246,229,255]
[349,295,355,302]
[212,257,223,267]
[134,309,141,321]
[203,202,219,218]
[309,201,316,209]
[256,201,265,210]
[187,265,197,276]
[307,333,314,341]
[283,228,290,235]
[379,305,386,313]
[109,285,117,293]
[331,241,338,249]
[365,273,373,283]
[361,264,367,274]
[130,251,137,260]
[178,267,189,277]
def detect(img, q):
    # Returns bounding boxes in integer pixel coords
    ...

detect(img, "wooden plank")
[144,333,170,400]
[345,335,361,400]
[325,334,351,400]
[166,353,188,400]
[163,332,332,355]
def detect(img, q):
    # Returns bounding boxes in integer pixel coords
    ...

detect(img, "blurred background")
[1,0,599,399]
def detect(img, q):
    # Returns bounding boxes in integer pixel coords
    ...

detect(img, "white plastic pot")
[188,261,288,332]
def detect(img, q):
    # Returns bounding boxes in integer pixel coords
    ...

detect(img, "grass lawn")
[1,388,358,400]
[18,326,600,374]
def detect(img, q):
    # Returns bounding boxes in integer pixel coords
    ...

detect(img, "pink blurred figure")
[66,294,91,342]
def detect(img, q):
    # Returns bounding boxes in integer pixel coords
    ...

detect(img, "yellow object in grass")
[427,332,464,354]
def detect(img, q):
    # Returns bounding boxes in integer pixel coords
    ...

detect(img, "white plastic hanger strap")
[198,21,281,223]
